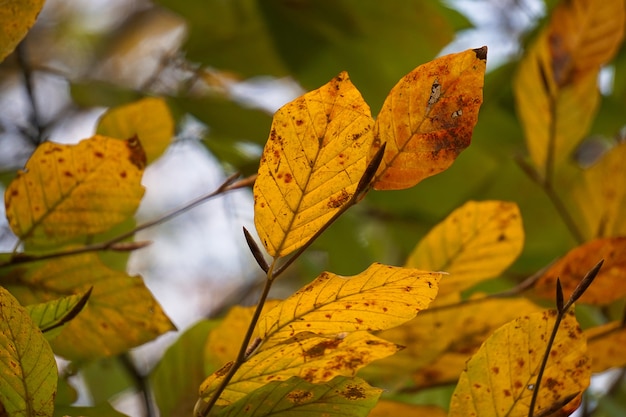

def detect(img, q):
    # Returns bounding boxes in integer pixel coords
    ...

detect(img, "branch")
[0,173,256,268]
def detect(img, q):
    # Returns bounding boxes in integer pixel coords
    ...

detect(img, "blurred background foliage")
[1,0,625,415]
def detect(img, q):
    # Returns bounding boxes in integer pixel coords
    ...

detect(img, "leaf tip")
[473,46,488,61]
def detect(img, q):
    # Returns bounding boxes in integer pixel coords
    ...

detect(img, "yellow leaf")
[370,47,487,190]
[367,400,447,417]
[449,310,590,417]
[0,286,57,416]
[256,263,442,350]
[532,237,626,305]
[405,201,524,296]
[514,0,625,178]
[97,97,174,164]
[4,135,146,248]
[199,331,400,407]
[411,352,469,390]
[253,71,374,257]
[568,142,626,239]
[0,0,45,62]
[3,254,174,360]
[586,321,626,373]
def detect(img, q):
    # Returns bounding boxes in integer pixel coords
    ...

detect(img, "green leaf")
[215,376,381,417]
[25,288,92,339]
[3,254,175,360]
[0,286,57,416]
[151,320,218,417]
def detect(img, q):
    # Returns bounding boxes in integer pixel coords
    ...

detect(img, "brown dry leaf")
[405,200,524,296]
[532,237,626,305]
[514,0,625,178]
[569,142,626,240]
[449,310,590,417]
[253,72,374,257]
[198,331,400,407]
[370,47,487,190]
[255,263,441,350]
[0,0,45,62]
[586,321,626,373]
[4,135,146,248]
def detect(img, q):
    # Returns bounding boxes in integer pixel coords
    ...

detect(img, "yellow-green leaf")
[370,47,487,190]
[532,237,626,305]
[3,254,174,360]
[256,263,442,350]
[198,331,398,408]
[514,0,625,178]
[0,286,57,416]
[569,141,626,239]
[405,201,524,296]
[449,310,590,417]
[253,71,374,257]
[4,135,146,248]
[0,0,45,62]
[97,97,174,164]
[26,288,91,339]
[214,376,381,417]
[586,321,626,373]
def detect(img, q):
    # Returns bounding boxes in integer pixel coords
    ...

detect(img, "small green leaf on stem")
[243,227,269,272]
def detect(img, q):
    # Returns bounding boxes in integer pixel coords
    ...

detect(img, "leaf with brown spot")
[253,71,374,257]
[213,376,381,417]
[405,200,524,296]
[198,331,398,407]
[256,263,442,350]
[532,237,626,305]
[4,135,145,248]
[586,321,626,373]
[449,310,590,417]
[369,47,487,190]
[2,253,175,360]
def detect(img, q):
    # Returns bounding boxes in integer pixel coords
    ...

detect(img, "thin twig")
[0,173,256,268]
[119,353,157,417]
[16,41,45,144]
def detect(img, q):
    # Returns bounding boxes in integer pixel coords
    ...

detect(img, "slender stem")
[0,173,255,268]
[119,353,157,417]
[16,42,44,144]
[196,260,277,417]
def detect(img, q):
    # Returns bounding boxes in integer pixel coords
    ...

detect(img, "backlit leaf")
[199,331,399,407]
[0,286,57,417]
[449,310,590,417]
[585,321,626,373]
[368,400,447,417]
[514,0,625,178]
[25,288,91,339]
[405,201,524,296]
[151,320,217,417]
[532,237,626,305]
[4,135,146,248]
[253,71,374,257]
[256,263,442,349]
[370,47,487,190]
[97,97,174,164]
[0,0,45,62]
[3,253,174,360]
[569,142,626,239]
[215,376,381,417]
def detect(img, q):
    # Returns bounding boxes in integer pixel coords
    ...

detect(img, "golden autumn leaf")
[405,201,524,296]
[214,376,381,417]
[585,321,626,373]
[568,142,626,240]
[449,310,590,417]
[367,400,447,417]
[97,97,174,164]
[0,286,57,417]
[0,0,45,62]
[198,331,399,407]
[253,72,374,257]
[255,263,442,350]
[369,47,487,190]
[532,237,626,305]
[2,253,174,360]
[4,135,146,248]
[514,0,625,178]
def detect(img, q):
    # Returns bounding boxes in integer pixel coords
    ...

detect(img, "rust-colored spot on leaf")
[327,189,350,209]
[304,339,342,359]
[341,384,366,400]
[287,389,313,404]
[126,135,147,170]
